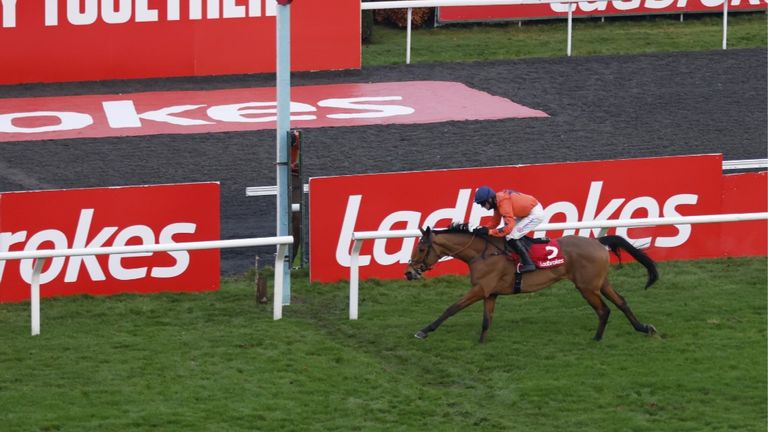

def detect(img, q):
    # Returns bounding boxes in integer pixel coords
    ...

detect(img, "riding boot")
[509,239,536,273]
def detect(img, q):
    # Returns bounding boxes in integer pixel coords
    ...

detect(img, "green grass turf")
[0,257,765,431]
[363,12,767,65]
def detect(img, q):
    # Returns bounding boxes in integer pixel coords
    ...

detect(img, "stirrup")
[517,263,536,273]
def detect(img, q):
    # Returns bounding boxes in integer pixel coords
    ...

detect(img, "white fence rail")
[246,159,767,197]
[722,159,768,170]
[348,212,768,320]
[0,236,294,336]
[362,0,738,63]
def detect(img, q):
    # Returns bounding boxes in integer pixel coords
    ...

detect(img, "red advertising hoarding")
[0,0,360,85]
[438,0,766,23]
[309,154,766,282]
[0,182,220,302]
[721,171,768,256]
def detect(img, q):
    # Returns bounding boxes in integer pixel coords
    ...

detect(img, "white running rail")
[0,236,294,336]
[348,212,768,320]
[362,0,739,62]
[245,159,767,196]
[722,159,768,170]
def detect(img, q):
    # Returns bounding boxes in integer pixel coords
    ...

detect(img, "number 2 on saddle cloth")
[508,237,566,270]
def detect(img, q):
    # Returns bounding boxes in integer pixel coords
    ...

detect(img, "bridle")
[408,235,437,275]
[408,231,477,276]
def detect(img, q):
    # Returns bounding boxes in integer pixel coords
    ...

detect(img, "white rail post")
[567,3,573,56]
[273,243,289,320]
[349,239,364,320]
[722,0,729,50]
[30,258,46,336]
[406,7,413,64]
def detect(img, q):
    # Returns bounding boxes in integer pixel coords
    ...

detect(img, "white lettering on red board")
[334,182,699,267]
[1,0,17,28]
[0,97,415,133]
[0,0,278,28]
[0,209,197,285]
[548,0,763,13]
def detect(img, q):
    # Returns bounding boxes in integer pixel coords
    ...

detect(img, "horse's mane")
[426,224,506,252]
[431,223,473,234]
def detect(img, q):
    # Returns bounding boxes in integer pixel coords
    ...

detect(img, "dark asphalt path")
[1,49,765,274]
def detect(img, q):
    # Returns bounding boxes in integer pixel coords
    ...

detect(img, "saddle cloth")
[508,238,566,269]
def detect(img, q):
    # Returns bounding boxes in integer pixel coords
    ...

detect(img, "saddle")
[507,237,566,269]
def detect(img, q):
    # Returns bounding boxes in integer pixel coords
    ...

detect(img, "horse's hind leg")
[578,286,611,341]
[480,294,498,344]
[415,285,484,340]
[600,280,656,336]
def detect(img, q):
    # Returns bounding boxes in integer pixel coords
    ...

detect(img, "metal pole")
[722,0,728,50]
[274,244,288,320]
[31,258,46,336]
[406,8,413,64]
[349,239,364,320]
[567,3,573,57]
[276,1,292,305]
[301,183,310,269]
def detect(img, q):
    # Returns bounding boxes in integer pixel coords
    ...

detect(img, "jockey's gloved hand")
[473,226,489,235]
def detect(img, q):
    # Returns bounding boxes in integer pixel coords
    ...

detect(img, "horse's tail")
[598,235,658,289]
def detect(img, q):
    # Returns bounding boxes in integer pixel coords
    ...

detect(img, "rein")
[443,233,477,258]
[482,236,509,257]
[411,232,479,273]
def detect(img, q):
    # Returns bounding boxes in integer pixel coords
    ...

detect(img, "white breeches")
[506,203,544,240]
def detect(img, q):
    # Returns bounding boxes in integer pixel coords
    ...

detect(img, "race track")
[1,48,765,274]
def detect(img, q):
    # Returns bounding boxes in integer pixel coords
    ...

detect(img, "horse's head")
[405,224,483,280]
[405,227,439,281]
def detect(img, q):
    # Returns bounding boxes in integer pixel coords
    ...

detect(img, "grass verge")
[0,257,765,431]
[363,12,767,65]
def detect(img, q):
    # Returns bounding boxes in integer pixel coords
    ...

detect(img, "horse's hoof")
[646,324,657,336]
[414,331,428,339]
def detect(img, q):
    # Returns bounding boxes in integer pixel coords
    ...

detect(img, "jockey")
[472,186,544,273]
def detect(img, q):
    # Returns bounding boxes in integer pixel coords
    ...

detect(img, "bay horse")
[404,225,658,343]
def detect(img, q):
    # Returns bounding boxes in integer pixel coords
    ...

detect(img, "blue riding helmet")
[474,186,495,204]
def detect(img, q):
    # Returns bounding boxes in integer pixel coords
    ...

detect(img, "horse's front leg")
[415,285,484,340]
[479,294,499,343]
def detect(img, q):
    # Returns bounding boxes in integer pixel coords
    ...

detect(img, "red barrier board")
[0,182,220,302]
[438,0,765,22]
[309,154,766,283]
[721,171,768,257]
[0,81,547,142]
[0,0,360,84]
